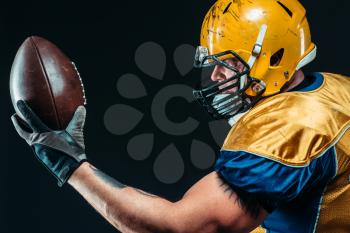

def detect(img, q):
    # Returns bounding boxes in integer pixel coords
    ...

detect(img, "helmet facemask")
[193,46,266,121]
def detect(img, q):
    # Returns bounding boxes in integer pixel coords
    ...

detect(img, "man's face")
[210,58,245,94]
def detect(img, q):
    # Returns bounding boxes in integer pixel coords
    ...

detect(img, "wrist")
[68,161,91,185]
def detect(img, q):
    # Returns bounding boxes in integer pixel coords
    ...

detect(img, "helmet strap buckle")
[252,44,262,56]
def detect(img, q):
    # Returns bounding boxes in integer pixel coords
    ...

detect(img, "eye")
[225,58,237,66]
[225,58,244,72]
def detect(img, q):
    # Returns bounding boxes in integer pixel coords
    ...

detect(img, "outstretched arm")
[69,163,268,233]
[11,102,267,233]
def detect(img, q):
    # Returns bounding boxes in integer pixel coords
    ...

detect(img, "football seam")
[30,37,62,129]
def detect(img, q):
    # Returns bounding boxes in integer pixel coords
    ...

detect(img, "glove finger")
[11,114,31,140]
[16,100,50,133]
[66,106,86,134]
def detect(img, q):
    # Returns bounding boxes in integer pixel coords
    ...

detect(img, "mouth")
[212,94,242,116]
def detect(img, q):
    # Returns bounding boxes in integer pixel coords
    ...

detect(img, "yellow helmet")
[193,0,316,121]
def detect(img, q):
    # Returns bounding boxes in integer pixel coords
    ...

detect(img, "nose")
[210,65,226,82]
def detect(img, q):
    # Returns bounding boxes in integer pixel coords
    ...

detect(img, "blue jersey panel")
[215,148,337,233]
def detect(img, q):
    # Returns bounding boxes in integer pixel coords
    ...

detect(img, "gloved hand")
[11,100,87,187]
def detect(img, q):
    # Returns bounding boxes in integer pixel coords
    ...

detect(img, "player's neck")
[281,70,305,93]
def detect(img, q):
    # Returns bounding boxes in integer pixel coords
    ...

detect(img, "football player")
[11,0,350,232]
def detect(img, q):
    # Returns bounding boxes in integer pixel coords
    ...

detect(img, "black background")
[0,1,348,232]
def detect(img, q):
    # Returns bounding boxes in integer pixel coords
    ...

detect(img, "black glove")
[11,100,87,187]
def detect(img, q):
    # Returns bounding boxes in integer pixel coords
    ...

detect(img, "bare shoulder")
[171,172,268,233]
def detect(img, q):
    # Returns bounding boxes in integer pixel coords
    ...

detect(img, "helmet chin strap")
[229,24,268,127]
[240,24,268,90]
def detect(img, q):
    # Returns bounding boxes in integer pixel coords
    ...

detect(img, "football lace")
[72,61,87,105]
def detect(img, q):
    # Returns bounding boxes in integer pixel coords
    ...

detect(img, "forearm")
[68,162,177,233]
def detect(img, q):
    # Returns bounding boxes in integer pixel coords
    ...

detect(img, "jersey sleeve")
[214,149,337,212]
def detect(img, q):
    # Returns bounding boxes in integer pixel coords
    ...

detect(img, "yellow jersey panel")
[222,73,350,166]
[315,137,350,232]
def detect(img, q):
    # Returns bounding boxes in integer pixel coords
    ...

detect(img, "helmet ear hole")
[270,48,284,67]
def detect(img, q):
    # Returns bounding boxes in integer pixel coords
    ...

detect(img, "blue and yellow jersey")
[214,73,350,233]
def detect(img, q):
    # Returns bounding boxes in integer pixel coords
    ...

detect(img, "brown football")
[9,36,86,130]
